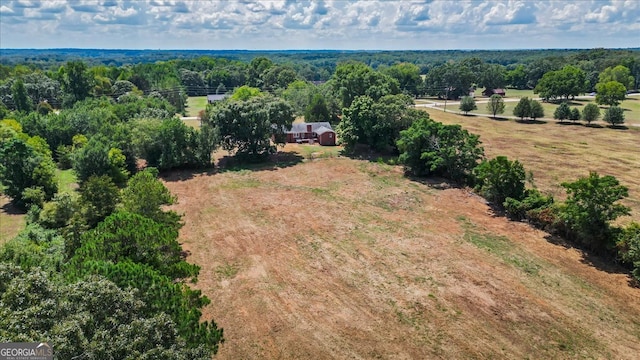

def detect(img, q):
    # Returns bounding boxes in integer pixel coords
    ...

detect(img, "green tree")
[36,101,53,115]
[179,69,206,96]
[397,117,484,184]
[11,78,32,112]
[459,96,477,115]
[304,93,330,123]
[337,94,416,152]
[560,172,630,250]
[72,137,129,187]
[599,65,634,90]
[38,193,77,230]
[230,85,263,101]
[530,100,544,121]
[505,64,528,89]
[603,105,625,126]
[60,61,93,105]
[582,103,601,125]
[110,79,138,98]
[0,265,215,359]
[617,222,640,282]
[72,211,197,279]
[282,80,315,116]
[553,102,570,122]
[595,81,627,106]
[534,65,586,101]
[486,94,505,119]
[121,168,181,231]
[569,107,581,122]
[247,56,273,87]
[0,133,58,208]
[206,95,294,160]
[261,65,298,90]
[134,118,217,171]
[474,156,526,205]
[0,224,66,272]
[478,64,506,91]
[513,97,531,120]
[331,61,399,108]
[424,62,474,100]
[79,175,121,228]
[382,62,423,96]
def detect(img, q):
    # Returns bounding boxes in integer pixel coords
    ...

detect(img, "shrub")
[36,101,53,115]
[504,187,554,219]
[474,156,526,205]
[616,222,640,282]
[39,193,77,229]
[553,102,570,122]
[569,107,581,122]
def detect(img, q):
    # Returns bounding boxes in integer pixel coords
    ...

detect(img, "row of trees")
[458,94,626,126]
[2,48,638,117]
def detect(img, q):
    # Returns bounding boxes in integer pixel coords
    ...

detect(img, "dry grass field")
[164,149,640,359]
[0,196,24,245]
[426,110,640,222]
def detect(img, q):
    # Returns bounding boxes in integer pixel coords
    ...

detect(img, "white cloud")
[0,0,638,49]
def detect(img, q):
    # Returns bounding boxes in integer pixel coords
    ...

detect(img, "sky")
[0,0,639,50]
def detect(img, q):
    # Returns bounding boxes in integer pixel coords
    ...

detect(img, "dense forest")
[1,47,639,357]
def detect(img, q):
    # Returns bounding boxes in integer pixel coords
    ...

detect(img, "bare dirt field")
[164,152,640,359]
[426,110,640,222]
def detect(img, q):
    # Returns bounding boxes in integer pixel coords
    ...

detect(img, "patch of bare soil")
[165,157,640,359]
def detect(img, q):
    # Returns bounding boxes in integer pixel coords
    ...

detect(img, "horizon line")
[2,47,640,52]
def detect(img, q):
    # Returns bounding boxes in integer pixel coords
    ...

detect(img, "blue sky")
[1,0,639,50]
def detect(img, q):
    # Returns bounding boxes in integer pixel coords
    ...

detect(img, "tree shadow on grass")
[160,167,217,182]
[217,151,305,173]
[543,233,638,288]
[488,116,509,122]
[1,200,26,215]
[607,125,629,130]
[340,144,399,163]
[515,119,547,125]
[405,174,465,191]
[556,121,583,126]
[161,151,305,182]
[584,123,604,128]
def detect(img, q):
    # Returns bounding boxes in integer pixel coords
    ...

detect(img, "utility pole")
[444,87,449,112]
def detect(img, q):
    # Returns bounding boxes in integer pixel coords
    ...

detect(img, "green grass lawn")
[56,169,78,194]
[187,96,208,117]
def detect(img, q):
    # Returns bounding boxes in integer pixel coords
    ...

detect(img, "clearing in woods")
[164,147,640,359]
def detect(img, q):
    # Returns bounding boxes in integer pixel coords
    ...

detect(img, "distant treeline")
[2,47,639,74]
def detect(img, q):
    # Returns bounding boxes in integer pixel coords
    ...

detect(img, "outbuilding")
[482,88,506,97]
